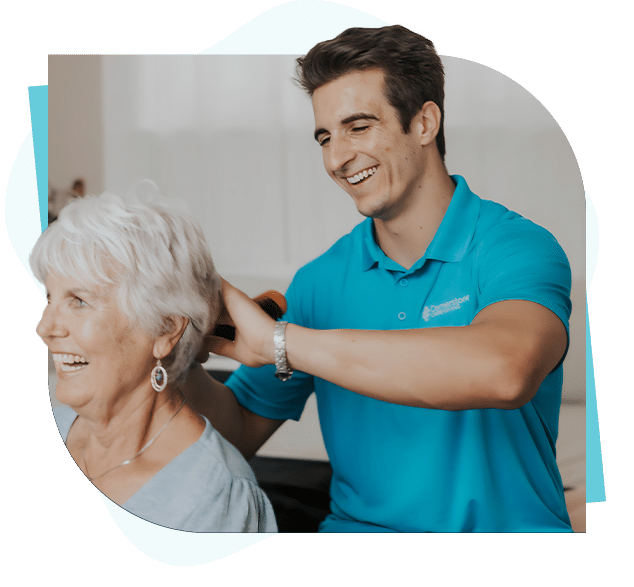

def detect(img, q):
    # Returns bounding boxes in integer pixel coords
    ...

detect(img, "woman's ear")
[153,316,189,359]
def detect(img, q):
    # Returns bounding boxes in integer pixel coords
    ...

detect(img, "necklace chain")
[81,397,187,482]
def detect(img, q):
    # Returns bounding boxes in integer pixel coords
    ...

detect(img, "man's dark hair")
[296,25,446,161]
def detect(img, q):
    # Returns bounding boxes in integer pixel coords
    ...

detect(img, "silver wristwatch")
[274,320,293,381]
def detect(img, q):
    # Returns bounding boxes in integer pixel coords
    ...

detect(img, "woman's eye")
[72,297,87,308]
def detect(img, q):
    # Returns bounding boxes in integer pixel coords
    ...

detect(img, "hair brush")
[211,290,287,341]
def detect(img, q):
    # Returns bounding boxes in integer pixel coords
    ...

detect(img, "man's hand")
[200,279,277,369]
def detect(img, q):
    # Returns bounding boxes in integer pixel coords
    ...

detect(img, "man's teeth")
[346,166,377,184]
[52,353,88,372]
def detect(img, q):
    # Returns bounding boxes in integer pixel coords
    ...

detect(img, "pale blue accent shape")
[586,298,605,502]
[29,86,606,503]
[28,86,48,232]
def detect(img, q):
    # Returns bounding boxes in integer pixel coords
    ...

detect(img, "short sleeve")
[226,276,315,421]
[475,217,572,338]
[222,478,278,532]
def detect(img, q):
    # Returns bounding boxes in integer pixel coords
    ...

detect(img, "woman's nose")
[36,303,67,341]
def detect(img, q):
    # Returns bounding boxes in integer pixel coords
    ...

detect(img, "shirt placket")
[392,260,443,329]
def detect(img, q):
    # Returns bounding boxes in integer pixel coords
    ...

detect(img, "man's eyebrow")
[314,112,379,142]
[314,127,328,142]
[341,112,379,125]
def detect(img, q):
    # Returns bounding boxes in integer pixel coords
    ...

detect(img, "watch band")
[273,321,293,381]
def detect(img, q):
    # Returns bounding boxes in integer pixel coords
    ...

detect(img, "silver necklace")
[81,397,187,482]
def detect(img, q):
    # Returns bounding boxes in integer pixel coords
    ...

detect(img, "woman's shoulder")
[125,417,277,532]
[194,416,258,482]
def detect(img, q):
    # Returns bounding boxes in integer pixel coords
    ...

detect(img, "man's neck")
[373,167,456,270]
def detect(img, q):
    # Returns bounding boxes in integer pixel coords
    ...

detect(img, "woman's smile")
[51,353,89,373]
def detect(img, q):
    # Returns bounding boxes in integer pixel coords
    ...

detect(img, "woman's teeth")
[347,166,377,185]
[52,353,88,372]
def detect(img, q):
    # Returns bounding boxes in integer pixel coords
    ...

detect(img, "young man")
[185,25,573,532]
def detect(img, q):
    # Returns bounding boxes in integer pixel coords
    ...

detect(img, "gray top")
[54,406,277,533]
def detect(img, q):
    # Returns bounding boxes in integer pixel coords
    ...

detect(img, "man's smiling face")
[312,68,427,222]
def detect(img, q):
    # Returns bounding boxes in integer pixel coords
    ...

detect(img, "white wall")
[48,55,104,212]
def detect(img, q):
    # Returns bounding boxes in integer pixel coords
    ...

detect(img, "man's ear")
[413,101,442,147]
[153,316,189,359]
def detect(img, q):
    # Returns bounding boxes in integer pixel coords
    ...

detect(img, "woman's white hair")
[30,187,221,386]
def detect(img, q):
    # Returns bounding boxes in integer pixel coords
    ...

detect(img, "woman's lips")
[52,353,89,372]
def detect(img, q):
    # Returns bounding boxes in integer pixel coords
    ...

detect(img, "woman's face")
[37,272,158,413]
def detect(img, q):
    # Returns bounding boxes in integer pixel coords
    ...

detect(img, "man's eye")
[318,137,330,147]
[351,125,369,133]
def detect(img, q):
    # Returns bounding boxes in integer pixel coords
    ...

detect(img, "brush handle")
[211,290,287,341]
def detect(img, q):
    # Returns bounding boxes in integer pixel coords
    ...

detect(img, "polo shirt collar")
[360,175,481,273]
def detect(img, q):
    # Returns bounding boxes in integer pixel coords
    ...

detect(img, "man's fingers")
[203,334,235,360]
[220,278,257,313]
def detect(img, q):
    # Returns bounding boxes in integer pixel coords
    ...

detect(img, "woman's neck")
[78,386,184,468]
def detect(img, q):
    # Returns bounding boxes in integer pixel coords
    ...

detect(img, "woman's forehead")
[45,271,112,298]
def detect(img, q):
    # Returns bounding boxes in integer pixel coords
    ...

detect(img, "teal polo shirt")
[227,175,573,532]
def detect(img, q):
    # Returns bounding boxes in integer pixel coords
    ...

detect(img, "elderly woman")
[30,190,277,532]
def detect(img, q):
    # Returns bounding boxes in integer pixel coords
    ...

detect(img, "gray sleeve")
[209,478,278,533]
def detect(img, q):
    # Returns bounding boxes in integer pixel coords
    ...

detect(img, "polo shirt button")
[398,312,406,320]
[399,278,408,287]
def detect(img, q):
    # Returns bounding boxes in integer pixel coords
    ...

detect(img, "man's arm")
[207,280,567,411]
[285,299,567,410]
[183,362,285,459]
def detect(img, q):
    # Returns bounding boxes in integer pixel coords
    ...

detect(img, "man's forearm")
[285,323,516,409]
[284,300,567,411]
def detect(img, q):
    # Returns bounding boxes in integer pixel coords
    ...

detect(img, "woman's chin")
[54,377,90,409]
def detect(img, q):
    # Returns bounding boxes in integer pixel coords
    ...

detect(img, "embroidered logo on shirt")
[422,295,470,322]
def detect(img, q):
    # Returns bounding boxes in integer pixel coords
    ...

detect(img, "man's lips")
[345,165,378,185]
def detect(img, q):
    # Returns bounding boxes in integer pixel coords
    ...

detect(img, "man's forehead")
[312,69,387,126]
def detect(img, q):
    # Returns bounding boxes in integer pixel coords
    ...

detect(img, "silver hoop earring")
[151,359,168,392]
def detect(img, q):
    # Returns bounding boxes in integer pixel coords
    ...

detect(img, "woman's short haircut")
[295,25,446,161]
[30,188,221,385]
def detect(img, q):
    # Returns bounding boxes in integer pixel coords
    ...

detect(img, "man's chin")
[351,196,384,220]
[354,202,389,221]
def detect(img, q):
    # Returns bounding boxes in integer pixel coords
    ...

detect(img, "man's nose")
[327,135,355,175]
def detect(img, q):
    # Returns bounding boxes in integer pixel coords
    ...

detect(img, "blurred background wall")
[48,53,585,458]
[48,56,104,210]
